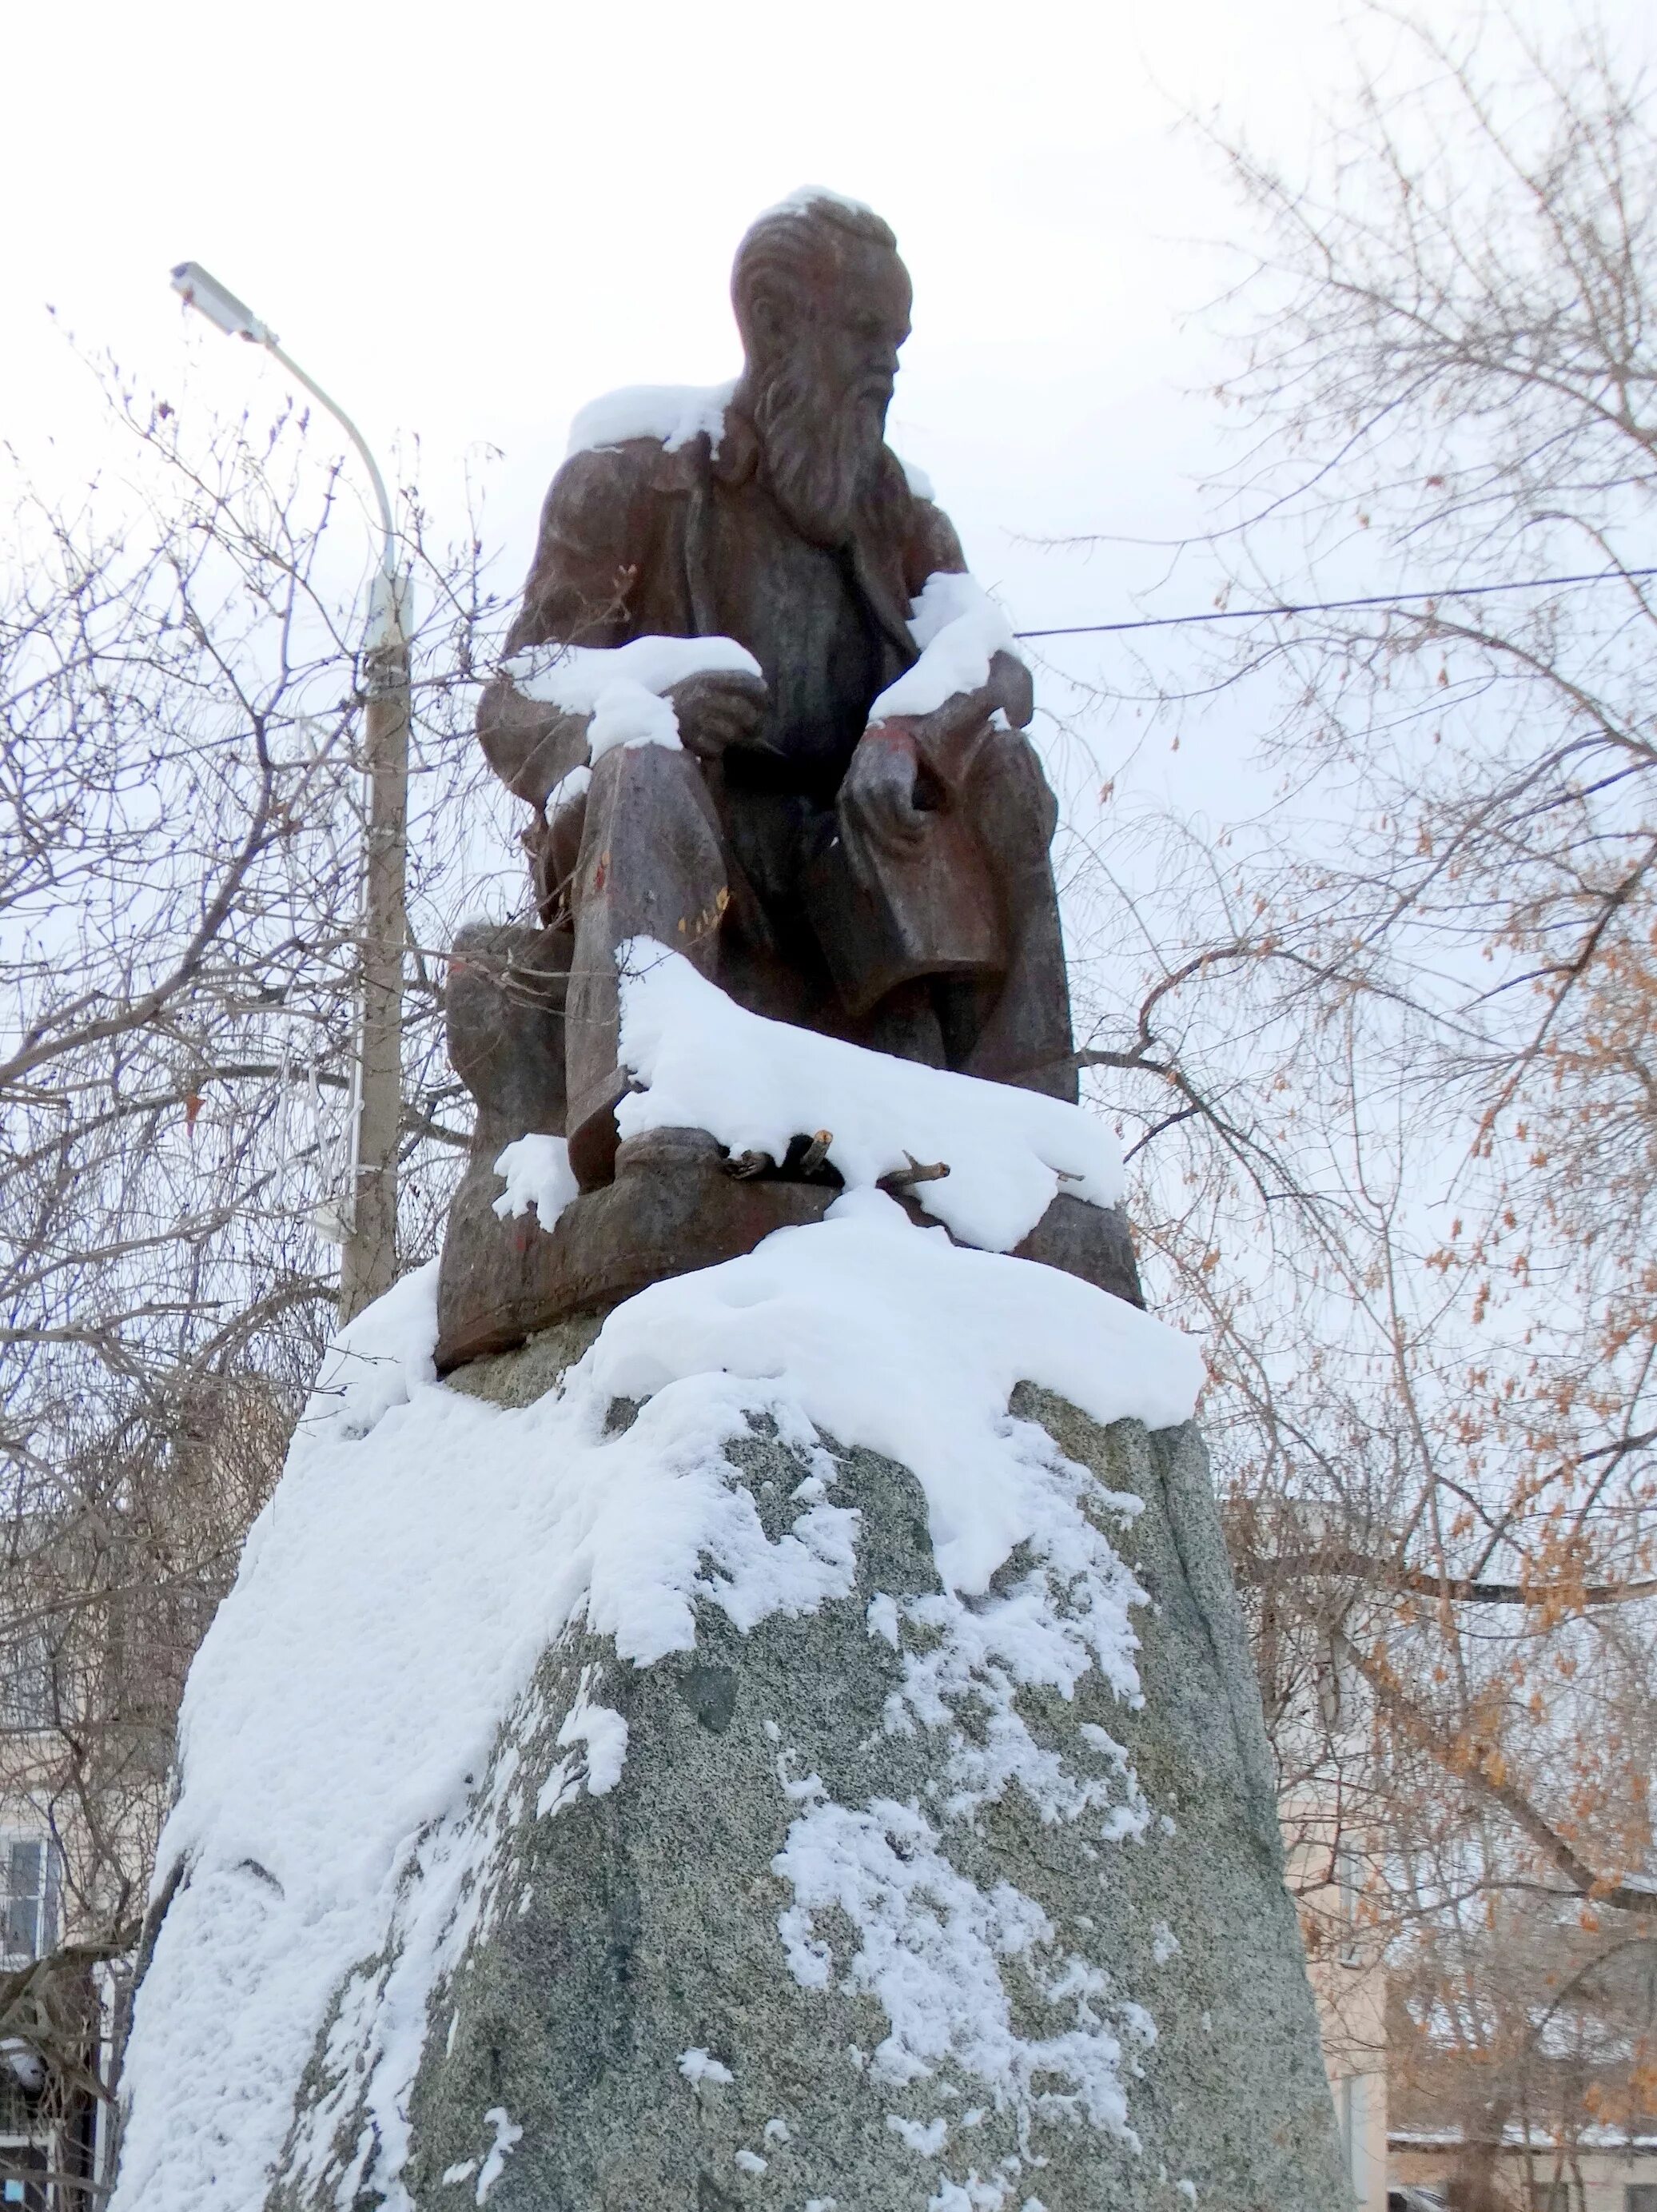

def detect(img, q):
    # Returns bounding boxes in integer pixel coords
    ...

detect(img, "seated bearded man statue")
[466,189,1077,1198]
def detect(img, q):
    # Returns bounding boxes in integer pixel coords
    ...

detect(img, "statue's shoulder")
[552,382,733,506]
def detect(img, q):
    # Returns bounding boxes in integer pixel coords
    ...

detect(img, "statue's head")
[731,191,914,547]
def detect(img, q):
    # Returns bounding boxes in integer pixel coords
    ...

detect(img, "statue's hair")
[731,191,901,359]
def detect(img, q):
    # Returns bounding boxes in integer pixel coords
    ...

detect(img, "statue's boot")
[952,723,1078,1103]
[564,742,728,1190]
[436,920,574,1365]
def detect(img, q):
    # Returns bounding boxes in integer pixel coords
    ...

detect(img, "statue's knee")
[974,727,1059,861]
[587,737,711,811]
[578,741,723,895]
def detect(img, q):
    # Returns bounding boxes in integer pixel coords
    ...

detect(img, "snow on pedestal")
[111,1011,1350,2212]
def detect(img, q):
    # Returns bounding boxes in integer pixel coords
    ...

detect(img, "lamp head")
[169,261,275,345]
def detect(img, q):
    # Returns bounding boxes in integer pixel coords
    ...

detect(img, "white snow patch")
[866,1593,901,1648]
[1151,1922,1181,1967]
[492,1134,579,1232]
[871,572,1020,724]
[928,2175,1014,2211]
[774,1795,1133,2135]
[590,1184,1193,1594]
[763,2115,791,2142]
[679,2047,735,2086]
[475,2109,521,2204]
[552,1668,628,1797]
[889,2114,950,2155]
[440,2160,476,2187]
[504,633,762,762]
[735,2149,768,2174]
[1177,2182,1198,2204]
[293,1258,439,1449]
[567,379,735,458]
[616,943,1126,1254]
[548,762,592,812]
[558,1704,627,1796]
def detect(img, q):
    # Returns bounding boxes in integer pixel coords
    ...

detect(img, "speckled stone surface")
[269,1345,1349,2212]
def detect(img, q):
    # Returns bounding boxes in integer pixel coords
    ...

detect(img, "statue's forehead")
[827,237,913,322]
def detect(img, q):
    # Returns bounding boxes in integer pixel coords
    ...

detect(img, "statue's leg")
[446,920,572,1145]
[564,743,727,1188]
[949,726,1079,1102]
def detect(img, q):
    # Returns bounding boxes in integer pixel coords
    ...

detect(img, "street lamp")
[171,260,411,1321]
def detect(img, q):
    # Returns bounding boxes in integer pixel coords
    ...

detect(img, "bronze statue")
[438,193,1132,1368]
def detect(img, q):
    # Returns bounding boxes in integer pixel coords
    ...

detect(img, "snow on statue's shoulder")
[567,381,736,460]
[615,941,1121,1253]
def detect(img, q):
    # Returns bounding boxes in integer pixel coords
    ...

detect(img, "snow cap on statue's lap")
[615,939,1122,1253]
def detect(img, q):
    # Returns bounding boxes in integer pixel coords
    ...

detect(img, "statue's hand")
[841,725,927,854]
[667,670,769,760]
[905,652,1036,755]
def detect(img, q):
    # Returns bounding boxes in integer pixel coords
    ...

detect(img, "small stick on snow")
[876,1152,950,1194]
[799,1130,834,1174]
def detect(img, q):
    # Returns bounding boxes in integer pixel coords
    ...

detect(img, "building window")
[0,1636,51,1734]
[0,2143,49,2212]
[0,1632,51,1732]
[0,1838,58,1965]
[0,2144,50,2212]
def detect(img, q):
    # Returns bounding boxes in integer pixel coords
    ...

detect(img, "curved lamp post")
[170,261,409,1320]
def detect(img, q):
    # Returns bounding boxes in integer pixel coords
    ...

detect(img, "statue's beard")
[753,359,887,548]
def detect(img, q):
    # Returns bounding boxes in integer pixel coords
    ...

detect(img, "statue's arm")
[842,491,1038,856]
[903,497,1033,730]
[477,448,658,808]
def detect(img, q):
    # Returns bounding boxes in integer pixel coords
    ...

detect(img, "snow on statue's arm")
[880,486,1034,735]
[504,634,765,764]
[869,571,1031,732]
[474,438,767,803]
[841,559,1034,854]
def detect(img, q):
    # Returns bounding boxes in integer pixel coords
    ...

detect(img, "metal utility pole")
[170,261,408,1318]
[341,601,410,1318]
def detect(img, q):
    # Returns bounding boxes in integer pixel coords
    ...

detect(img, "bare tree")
[0,349,517,2183]
[1058,12,1657,2201]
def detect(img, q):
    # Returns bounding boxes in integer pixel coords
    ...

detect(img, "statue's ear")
[747,285,789,355]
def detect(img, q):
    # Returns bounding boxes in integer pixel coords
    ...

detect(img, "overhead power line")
[1012,564,1657,642]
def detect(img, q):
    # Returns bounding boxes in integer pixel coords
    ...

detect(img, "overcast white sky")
[0,2,1360,585]
[6,0,1647,824]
